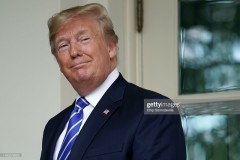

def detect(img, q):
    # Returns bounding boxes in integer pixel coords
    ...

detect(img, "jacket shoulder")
[125,82,170,100]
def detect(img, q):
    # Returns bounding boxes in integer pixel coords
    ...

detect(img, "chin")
[64,72,87,83]
[74,74,89,81]
[76,72,94,82]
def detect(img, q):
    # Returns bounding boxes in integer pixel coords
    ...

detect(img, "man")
[41,3,186,160]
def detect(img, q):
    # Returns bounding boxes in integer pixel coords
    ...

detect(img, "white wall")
[0,1,60,159]
[142,0,178,98]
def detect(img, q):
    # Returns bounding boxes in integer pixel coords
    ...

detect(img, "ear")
[107,42,117,59]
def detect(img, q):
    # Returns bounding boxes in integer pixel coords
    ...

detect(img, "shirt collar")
[76,68,119,107]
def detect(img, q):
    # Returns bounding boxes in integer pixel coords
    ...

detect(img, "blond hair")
[48,3,118,54]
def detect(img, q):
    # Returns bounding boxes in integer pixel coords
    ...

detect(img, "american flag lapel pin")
[103,109,110,115]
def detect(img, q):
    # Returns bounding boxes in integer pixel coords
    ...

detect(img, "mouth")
[71,61,90,69]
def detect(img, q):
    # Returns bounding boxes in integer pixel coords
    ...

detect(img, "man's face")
[54,18,116,94]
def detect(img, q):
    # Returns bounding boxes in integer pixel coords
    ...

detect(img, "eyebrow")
[55,29,91,45]
[75,30,91,38]
[55,38,68,46]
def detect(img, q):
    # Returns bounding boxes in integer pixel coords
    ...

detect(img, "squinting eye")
[82,37,90,41]
[57,43,69,52]
[79,36,90,43]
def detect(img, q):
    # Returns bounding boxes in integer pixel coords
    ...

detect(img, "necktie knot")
[75,97,89,110]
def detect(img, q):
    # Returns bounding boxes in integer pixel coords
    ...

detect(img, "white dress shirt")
[53,68,119,160]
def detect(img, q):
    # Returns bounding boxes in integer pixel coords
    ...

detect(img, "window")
[179,0,240,94]
[179,1,240,159]
[180,100,240,160]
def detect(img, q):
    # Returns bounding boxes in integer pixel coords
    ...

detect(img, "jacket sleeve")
[132,114,186,160]
[40,121,49,160]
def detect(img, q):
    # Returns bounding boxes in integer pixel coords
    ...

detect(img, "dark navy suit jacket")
[40,75,186,160]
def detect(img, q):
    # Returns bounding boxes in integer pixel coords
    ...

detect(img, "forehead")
[55,18,102,41]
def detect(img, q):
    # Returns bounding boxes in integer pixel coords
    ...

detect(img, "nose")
[69,41,81,58]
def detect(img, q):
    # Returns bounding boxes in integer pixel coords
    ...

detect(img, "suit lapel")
[47,104,74,159]
[69,75,127,160]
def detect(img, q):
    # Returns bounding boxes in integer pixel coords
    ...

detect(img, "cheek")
[94,53,108,68]
[96,46,111,62]
[56,56,67,71]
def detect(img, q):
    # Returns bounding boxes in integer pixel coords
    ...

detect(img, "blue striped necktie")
[57,97,89,160]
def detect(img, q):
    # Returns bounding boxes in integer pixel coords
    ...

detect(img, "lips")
[71,61,90,69]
